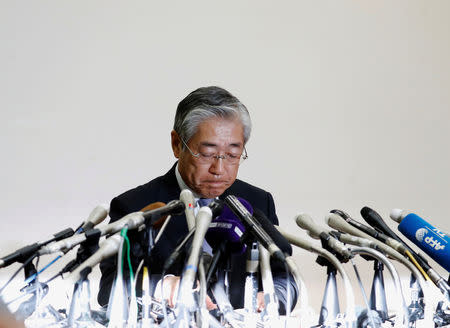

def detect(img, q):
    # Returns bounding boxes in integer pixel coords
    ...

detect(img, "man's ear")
[171,130,181,158]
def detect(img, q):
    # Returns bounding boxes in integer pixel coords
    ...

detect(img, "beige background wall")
[1,0,449,317]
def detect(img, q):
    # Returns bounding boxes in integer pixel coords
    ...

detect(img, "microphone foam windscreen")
[205,197,252,254]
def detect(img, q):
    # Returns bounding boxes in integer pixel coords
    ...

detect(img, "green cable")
[120,227,134,282]
[124,235,134,281]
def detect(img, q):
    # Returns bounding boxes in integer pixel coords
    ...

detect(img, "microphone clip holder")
[62,229,101,274]
[318,232,349,264]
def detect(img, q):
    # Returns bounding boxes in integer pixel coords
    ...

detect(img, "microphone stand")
[258,244,279,325]
[244,242,259,314]
[349,246,407,328]
[369,260,388,322]
[349,251,387,324]
[317,257,340,328]
[316,234,347,327]
[140,224,155,326]
[66,267,100,328]
[205,228,251,289]
[407,274,425,324]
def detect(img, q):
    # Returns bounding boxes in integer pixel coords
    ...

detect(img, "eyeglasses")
[180,137,248,165]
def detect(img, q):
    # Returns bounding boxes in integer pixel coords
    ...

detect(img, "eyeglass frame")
[180,137,248,165]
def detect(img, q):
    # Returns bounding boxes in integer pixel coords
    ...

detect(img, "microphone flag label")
[398,213,450,272]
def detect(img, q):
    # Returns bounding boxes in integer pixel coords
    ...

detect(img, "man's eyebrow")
[199,142,217,147]
[199,142,243,148]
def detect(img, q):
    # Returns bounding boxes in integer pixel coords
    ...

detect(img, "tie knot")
[198,198,213,207]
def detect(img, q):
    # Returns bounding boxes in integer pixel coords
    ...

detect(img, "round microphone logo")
[415,228,428,242]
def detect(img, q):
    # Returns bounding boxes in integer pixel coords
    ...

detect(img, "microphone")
[204,198,248,288]
[140,202,170,230]
[78,204,110,232]
[141,200,185,222]
[325,213,432,288]
[390,209,450,272]
[208,199,224,218]
[175,207,213,305]
[361,207,411,245]
[252,207,302,311]
[295,213,352,260]
[276,225,357,322]
[180,189,196,230]
[224,195,285,262]
[258,244,279,319]
[360,207,450,289]
[327,212,418,265]
[39,201,184,255]
[330,209,407,254]
[67,234,122,283]
[163,229,196,272]
[140,202,166,212]
[163,199,226,272]
[0,228,74,268]
[205,198,250,255]
[253,208,292,255]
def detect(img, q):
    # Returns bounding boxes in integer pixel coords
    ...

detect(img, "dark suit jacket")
[98,162,296,312]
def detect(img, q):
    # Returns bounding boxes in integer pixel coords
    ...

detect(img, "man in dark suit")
[98,86,297,313]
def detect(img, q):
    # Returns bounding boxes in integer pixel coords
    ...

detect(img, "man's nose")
[209,156,225,175]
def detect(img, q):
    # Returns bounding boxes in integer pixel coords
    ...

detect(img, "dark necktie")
[197,198,213,207]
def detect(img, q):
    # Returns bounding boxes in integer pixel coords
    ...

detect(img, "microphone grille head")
[100,203,110,213]
[389,208,405,223]
[140,202,166,212]
[360,206,371,218]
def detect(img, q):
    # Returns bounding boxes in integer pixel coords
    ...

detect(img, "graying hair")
[173,86,252,145]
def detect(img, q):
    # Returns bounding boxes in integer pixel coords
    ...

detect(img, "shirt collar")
[175,163,202,199]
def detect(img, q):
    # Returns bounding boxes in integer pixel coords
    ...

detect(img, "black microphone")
[360,207,430,264]
[208,199,225,218]
[252,208,292,256]
[224,195,285,262]
[163,229,196,272]
[0,228,74,268]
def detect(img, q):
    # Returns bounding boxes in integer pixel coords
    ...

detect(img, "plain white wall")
[1,0,449,317]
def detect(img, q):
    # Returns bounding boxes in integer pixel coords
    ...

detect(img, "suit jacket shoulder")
[109,164,180,221]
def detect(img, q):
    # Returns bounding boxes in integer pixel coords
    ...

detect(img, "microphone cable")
[2,255,42,309]
[106,230,127,326]
[349,257,379,328]
[159,270,172,328]
[284,261,292,318]
[120,226,134,285]
[0,252,38,295]
[404,249,431,281]
[120,226,138,326]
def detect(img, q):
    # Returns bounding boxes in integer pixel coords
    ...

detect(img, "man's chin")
[197,185,228,198]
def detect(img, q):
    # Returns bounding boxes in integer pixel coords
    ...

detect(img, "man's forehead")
[193,118,244,143]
